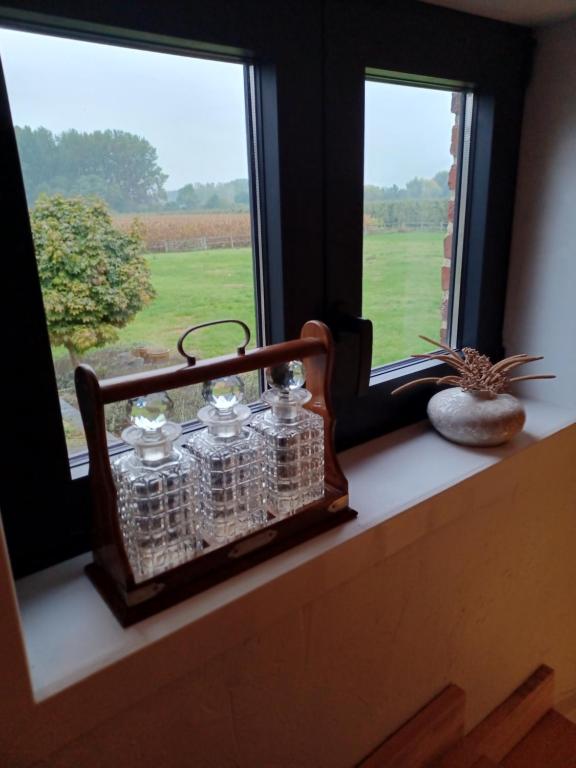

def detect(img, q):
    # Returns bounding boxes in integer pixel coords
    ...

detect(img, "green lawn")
[53,231,446,368]
[113,248,258,359]
[116,231,445,366]
[56,231,447,453]
[363,230,446,367]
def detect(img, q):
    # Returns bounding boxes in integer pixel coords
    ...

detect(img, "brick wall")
[440,93,461,344]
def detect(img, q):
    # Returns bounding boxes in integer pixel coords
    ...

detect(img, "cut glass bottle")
[186,375,267,547]
[252,360,324,518]
[112,392,198,583]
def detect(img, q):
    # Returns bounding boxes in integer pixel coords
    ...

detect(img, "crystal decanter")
[251,360,324,518]
[186,375,267,546]
[112,392,198,583]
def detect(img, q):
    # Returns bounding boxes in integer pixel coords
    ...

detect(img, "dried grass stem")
[391,337,555,396]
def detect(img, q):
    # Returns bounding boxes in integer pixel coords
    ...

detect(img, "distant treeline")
[363,171,450,229]
[16,125,450,220]
[364,171,449,201]
[365,200,449,230]
[15,125,252,213]
[15,126,168,212]
[166,179,250,212]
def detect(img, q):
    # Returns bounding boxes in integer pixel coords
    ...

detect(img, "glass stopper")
[128,391,174,432]
[266,361,305,392]
[203,375,244,414]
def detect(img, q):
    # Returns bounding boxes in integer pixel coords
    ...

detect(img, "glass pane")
[363,80,464,368]
[0,28,260,458]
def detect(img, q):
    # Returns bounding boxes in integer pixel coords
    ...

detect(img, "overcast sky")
[365,80,453,187]
[0,26,453,190]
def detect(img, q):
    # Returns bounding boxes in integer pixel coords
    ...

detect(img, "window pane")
[363,80,464,369]
[0,28,260,458]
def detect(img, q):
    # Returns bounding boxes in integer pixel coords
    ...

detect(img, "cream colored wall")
[2,16,576,768]
[1,424,575,767]
[504,17,576,408]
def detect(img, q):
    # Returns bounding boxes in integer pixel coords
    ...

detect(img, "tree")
[176,183,199,210]
[30,195,155,367]
[363,184,385,202]
[14,126,58,206]
[204,192,225,209]
[405,176,425,199]
[434,170,450,197]
[15,126,168,211]
[233,188,250,206]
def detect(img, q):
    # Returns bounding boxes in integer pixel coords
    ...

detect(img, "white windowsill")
[16,398,575,703]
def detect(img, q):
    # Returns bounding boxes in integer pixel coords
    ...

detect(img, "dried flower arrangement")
[392,336,555,396]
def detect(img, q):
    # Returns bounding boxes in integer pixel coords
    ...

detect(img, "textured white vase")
[427,388,526,447]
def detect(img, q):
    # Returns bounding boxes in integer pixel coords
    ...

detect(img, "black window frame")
[322,0,533,449]
[0,0,533,578]
[360,72,473,371]
[0,0,325,577]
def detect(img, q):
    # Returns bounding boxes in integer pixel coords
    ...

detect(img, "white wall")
[1,424,575,767]
[1,16,575,768]
[504,18,576,408]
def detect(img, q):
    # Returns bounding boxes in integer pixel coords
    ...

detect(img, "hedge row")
[364,199,449,229]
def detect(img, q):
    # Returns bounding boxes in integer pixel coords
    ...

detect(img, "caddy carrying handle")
[177,318,251,365]
[79,320,332,406]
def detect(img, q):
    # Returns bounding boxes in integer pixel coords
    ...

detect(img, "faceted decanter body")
[186,376,267,547]
[112,392,198,583]
[252,361,324,518]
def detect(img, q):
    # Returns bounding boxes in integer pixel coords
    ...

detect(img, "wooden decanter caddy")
[75,319,356,626]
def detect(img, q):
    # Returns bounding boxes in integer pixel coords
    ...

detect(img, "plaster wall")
[1,14,575,768]
[504,18,576,408]
[0,424,575,768]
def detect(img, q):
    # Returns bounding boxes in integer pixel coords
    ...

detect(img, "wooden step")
[358,684,466,768]
[502,710,576,767]
[435,666,554,767]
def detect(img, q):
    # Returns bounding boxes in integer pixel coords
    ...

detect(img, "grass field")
[54,230,446,368]
[363,230,445,366]
[55,230,447,453]
[114,230,445,367]
[111,247,258,359]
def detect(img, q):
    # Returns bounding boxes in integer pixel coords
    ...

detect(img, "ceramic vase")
[427,388,525,447]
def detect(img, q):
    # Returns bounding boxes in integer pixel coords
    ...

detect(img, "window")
[322,3,531,448]
[363,79,470,370]
[0,27,263,461]
[0,1,532,577]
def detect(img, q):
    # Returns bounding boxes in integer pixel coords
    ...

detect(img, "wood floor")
[503,710,576,768]
[358,665,576,768]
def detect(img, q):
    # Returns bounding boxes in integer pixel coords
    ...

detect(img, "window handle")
[356,317,373,395]
[328,310,373,397]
